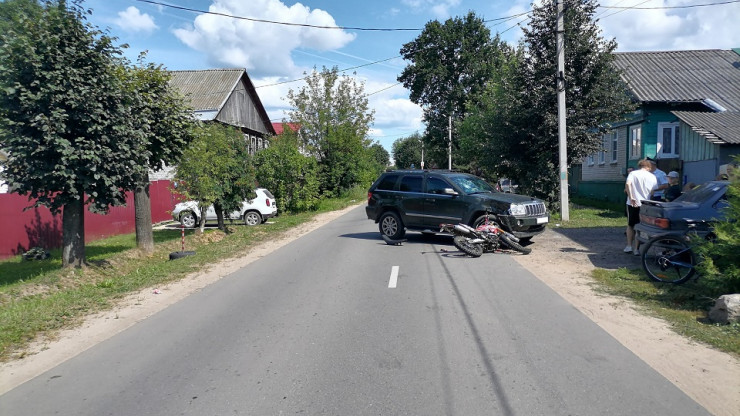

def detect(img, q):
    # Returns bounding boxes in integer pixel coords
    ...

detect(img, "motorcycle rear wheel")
[453,236,483,258]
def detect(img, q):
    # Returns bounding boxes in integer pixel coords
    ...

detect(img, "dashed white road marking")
[389,266,399,288]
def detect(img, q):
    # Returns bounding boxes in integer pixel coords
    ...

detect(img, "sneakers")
[633,249,640,256]
[623,245,633,253]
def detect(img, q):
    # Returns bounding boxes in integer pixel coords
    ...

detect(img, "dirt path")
[2,206,739,415]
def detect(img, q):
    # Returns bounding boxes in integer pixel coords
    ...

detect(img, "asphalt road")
[0,206,710,415]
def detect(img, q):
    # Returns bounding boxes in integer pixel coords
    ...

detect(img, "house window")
[598,134,607,164]
[630,125,641,159]
[587,154,594,166]
[657,122,679,158]
[611,131,618,163]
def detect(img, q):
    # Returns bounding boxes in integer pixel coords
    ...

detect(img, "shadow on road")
[545,226,642,270]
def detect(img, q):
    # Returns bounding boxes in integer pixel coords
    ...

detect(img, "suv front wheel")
[379,212,405,240]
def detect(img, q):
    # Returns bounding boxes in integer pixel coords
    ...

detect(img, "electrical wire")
[255,56,401,89]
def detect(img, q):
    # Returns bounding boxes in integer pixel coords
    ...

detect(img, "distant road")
[0,206,709,415]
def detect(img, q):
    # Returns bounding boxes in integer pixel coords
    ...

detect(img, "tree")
[0,0,140,267]
[398,12,503,167]
[121,57,197,253]
[392,133,424,170]
[460,0,634,205]
[174,123,255,233]
[286,67,376,196]
[253,129,320,213]
[369,142,390,171]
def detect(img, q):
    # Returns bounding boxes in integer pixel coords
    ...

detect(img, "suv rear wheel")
[379,212,405,240]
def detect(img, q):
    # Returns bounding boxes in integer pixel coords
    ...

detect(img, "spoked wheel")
[243,211,262,226]
[641,236,696,284]
[179,211,197,228]
[499,234,531,254]
[453,236,483,258]
[379,212,406,240]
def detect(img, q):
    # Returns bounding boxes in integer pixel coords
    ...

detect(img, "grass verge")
[591,268,740,356]
[0,188,365,362]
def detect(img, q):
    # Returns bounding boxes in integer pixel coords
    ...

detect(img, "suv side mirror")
[443,188,459,196]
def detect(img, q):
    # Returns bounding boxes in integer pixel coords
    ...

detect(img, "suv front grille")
[524,202,547,216]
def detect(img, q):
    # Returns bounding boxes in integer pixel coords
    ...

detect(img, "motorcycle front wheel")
[453,236,483,258]
[500,234,532,254]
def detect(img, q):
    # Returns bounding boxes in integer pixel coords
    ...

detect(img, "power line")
[599,0,740,9]
[255,56,401,89]
[135,0,419,31]
[135,0,538,32]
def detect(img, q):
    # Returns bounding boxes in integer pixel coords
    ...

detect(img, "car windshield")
[675,182,725,203]
[448,175,496,194]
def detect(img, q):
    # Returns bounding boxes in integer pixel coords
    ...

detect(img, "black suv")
[365,170,549,240]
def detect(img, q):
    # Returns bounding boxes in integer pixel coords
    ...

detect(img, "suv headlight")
[509,204,527,216]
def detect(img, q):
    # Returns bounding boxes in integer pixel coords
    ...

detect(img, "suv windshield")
[448,175,496,194]
[676,182,726,203]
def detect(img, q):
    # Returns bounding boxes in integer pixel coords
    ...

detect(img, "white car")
[172,188,277,228]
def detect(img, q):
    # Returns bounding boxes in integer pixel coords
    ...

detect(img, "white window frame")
[611,131,618,163]
[657,122,679,158]
[630,125,642,159]
[587,154,594,166]
[598,134,607,165]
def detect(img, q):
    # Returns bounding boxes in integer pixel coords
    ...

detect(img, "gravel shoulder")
[2,206,739,415]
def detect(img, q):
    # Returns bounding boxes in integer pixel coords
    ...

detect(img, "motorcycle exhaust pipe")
[453,224,475,236]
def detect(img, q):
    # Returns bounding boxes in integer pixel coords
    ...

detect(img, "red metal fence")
[0,180,180,260]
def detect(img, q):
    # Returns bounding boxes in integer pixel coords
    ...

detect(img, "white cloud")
[173,0,355,78]
[596,0,740,51]
[113,6,158,34]
[401,0,462,19]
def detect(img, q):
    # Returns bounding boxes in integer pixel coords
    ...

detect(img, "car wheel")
[244,211,262,226]
[379,212,405,240]
[179,211,197,228]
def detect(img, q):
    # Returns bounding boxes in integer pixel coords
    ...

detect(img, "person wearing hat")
[664,171,682,201]
[647,158,669,201]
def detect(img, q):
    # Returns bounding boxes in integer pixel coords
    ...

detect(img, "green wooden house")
[574,49,740,204]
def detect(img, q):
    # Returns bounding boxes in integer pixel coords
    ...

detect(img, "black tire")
[499,234,532,254]
[169,251,196,260]
[179,211,197,228]
[453,235,483,257]
[243,211,262,226]
[379,212,406,240]
[641,236,696,284]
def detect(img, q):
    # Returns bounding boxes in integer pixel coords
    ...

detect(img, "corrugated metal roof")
[672,111,740,145]
[614,50,740,111]
[168,69,244,113]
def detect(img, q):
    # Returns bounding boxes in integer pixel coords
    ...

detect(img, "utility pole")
[557,0,569,221]
[448,115,452,170]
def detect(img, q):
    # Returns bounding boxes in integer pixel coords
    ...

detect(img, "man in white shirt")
[625,159,658,255]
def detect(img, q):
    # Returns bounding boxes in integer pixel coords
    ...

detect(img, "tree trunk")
[134,173,155,254]
[62,198,85,268]
[214,201,225,231]
[198,206,207,234]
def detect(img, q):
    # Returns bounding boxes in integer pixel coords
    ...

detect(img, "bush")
[695,158,740,294]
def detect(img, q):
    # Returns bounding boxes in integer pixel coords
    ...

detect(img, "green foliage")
[392,133,424,170]
[695,160,740,294]
[254,131,320,213]
[398,12,505,167]
[0,0,140,214]
[458,0,634,209]
[286,67,377,197]
[174,123,255,229]
[121,55,197,175]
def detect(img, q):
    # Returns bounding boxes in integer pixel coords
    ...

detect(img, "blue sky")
[82,0,740,154]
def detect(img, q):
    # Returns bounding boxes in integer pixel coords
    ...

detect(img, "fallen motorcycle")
[440,215,531,257]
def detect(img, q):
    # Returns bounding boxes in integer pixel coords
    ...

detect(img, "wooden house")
[575,49,740,203]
